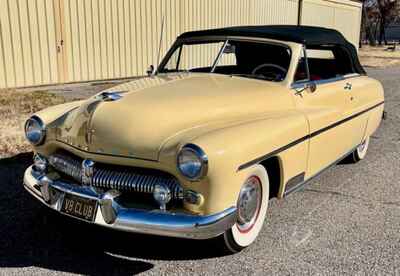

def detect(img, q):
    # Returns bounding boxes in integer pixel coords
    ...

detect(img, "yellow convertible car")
[23,25,384,253]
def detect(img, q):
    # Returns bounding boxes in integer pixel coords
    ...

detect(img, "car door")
[340,75,373,146]
[291,48,359,178]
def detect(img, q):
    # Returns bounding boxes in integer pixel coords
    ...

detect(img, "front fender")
[32,101,84,153]
[34,100,84,126]
[174,111,309,214]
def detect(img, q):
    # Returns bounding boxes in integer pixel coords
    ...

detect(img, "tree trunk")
[377,0,391,46]
[363,3,376,46]
[374,21,379,44]
[367,25,376,46]
[379,16,387,45]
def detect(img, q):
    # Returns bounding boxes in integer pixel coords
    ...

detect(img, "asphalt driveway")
[0,67,399,275]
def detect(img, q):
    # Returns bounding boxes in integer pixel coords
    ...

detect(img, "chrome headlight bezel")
[25,115,46,146]
[177,144,208,181]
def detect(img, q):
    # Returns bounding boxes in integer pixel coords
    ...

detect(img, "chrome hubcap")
[237,176,262,232]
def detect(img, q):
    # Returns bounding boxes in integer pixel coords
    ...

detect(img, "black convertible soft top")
[178,25,366,74]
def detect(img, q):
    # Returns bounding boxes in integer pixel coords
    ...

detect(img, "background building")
[0,0,362,89]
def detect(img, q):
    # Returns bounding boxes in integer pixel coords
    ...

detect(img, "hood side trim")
[55,139,159,162]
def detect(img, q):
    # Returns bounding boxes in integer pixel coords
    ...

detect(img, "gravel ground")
[0,67,399,275]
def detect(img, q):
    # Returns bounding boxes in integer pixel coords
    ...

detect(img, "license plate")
[61,193,98,222]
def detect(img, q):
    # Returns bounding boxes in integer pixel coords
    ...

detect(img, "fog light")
[184,190,202,205]
[153,184,171,211]
[33,154,48,173]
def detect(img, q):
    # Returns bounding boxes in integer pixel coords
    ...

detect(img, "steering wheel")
[251,63,288,80]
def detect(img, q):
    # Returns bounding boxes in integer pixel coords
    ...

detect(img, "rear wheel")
[221,165,269,253]
[351,137,370,163]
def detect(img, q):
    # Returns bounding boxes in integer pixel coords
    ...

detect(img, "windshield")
[158,39,291,82]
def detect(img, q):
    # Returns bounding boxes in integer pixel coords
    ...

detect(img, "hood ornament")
[97,91,125,102]
[82,159,95,185]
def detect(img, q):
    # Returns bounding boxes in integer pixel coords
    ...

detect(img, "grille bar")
[48,153,183,199]
[49,154,81,182]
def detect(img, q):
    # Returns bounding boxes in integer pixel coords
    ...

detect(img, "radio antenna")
[156,15,165,74]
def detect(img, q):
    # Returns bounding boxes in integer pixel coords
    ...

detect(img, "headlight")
[25,116,46,145]
[177,144,208,181]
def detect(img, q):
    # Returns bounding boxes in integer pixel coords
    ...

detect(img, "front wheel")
[221,165,269,253]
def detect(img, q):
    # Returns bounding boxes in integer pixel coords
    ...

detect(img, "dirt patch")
[0,89,68,158]
[0,77,134,159]
[17,78,135,101]
[359,45,400,68]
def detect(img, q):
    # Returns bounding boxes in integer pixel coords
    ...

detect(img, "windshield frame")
[157,36,294,82]
[157,38,228,74]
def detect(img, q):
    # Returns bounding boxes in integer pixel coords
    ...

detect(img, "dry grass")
[359,45,400,68]
[0,89,67,158]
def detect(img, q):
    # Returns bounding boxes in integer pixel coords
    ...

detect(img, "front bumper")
[23,165,237,240]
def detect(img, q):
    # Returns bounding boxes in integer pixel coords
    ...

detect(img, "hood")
[55,73,291,160]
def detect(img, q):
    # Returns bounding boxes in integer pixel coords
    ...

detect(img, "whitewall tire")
[222,165,269,253]
[352,136,370,162]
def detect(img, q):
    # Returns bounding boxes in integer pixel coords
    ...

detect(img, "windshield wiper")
[231,74,269,81]
[231,73,283,82]
[158,69,190,74]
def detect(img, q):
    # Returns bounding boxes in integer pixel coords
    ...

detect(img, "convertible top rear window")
[295,45,358,83]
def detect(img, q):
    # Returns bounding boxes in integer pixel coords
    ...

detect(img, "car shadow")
[0,153,227,275]
[337,153,356,165]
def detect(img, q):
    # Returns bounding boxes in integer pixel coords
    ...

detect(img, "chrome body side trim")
[238,101,384,171]
[23,166,237,240]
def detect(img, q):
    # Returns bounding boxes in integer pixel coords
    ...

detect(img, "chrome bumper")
[23,165,237,240]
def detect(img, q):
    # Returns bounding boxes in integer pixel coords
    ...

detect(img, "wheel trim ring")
[236,176,263,234]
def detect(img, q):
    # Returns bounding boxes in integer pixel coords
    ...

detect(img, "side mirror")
[294,81,317,96]
[146,65,155,76]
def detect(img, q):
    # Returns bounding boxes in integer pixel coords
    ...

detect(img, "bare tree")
[377,0,395,45]
[361,0,376,46]
[361,0,398,46]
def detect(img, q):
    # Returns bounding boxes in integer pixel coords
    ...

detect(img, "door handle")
[344,83,352,90]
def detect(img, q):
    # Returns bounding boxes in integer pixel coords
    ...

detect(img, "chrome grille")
[48,153,183,199]
[49,154,81,182]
